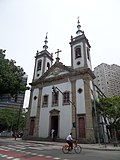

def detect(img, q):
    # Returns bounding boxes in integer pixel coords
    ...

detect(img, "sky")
[0,0,120,108]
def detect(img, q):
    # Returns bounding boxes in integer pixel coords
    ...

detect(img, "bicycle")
[62,140,82,154]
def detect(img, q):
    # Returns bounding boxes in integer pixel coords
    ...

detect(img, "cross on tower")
[55,49,62,58]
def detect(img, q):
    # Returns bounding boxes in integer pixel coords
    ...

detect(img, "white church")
[25,19,98,143]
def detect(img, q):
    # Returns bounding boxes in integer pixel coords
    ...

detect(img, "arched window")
[37,60,42,71]
[87,48,90,60]
[75,47,81,59]
[47,62,50,70]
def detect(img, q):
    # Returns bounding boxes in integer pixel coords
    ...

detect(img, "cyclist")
[66,133,73,151]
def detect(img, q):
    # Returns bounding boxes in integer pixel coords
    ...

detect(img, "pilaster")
[84,78,95,143]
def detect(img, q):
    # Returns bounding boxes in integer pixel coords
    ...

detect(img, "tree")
[98,96,120,142]
[0,107,26,132]
[0,49,27,97]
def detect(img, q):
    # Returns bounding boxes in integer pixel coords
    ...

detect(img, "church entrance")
[51,116,58,136]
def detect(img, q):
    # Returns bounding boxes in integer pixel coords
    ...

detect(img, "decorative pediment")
[49,109,60,115]
[45,67,70,79]
[31,61,75,85]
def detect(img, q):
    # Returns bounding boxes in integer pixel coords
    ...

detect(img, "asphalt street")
[0,138,120,160]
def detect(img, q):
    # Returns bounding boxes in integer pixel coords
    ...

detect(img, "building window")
[52,91,59,106]
[37,60,42,71]
[87,48,90,60]
[42,95,49,107]
[63,91,70,105]
[47,62,50,70]
[75,47,81,59]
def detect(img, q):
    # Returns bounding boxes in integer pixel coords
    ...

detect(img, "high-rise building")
[94,63,120,97]
[0,74,28,108]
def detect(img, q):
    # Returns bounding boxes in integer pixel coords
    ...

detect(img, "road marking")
[6,157,13,159]
[45,156,52,158]
[38,154,44,156]
[1,155,7,157]
[31,152,37,155]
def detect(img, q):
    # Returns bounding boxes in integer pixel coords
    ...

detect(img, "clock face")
[52,67,61,75]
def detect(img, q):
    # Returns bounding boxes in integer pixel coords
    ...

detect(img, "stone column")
[33,88,42,137]
[84,78,96,143]
[71,80,77,139]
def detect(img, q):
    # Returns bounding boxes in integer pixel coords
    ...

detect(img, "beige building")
[25,19,98,143]
[94,63,120,97]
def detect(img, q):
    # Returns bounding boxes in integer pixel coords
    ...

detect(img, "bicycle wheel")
[62,145,69,154]
[74,145,82,153]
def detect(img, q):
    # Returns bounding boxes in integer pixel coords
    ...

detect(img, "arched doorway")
[51,116,58,136]
[49,109,60,138]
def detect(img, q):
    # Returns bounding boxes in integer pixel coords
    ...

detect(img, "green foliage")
[99,96,120,129]
[0,107,26,132]
[0,49,27,96]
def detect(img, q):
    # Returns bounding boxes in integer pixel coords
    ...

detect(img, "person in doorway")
[51,129,55,141]
[53,129,56,141]
[66,133,73,150]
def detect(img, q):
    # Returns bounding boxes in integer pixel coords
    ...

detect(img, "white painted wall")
[76,79,86,114]
[85,44,92,70]
[39,108,50,137]
[60,106,72,138]
[30,88,39,117]
[38,82,73,138]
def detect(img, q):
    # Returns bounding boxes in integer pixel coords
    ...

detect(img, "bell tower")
[33,33,53,81]
[70,18,92,70]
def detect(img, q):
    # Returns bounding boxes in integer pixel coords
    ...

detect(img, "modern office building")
[94,63,120,97]
[0,74,28,108]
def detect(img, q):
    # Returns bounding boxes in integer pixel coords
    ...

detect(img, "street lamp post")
[52,86,77,139]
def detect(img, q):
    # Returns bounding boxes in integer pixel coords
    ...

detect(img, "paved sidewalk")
[0,137,120,151]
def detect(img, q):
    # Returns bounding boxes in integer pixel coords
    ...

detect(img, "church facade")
[25,20,97,143]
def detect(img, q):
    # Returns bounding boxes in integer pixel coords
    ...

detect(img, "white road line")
[38,154,44,156]
[8,145,25,149]
[45,156,52,158]
[25,152,31,154]
[31,153,37,155]
[1,155,7,157]
[0,148,8,151]
[6,157,14,159]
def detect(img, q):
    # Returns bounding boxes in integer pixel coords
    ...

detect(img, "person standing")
[51,129,55,141]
